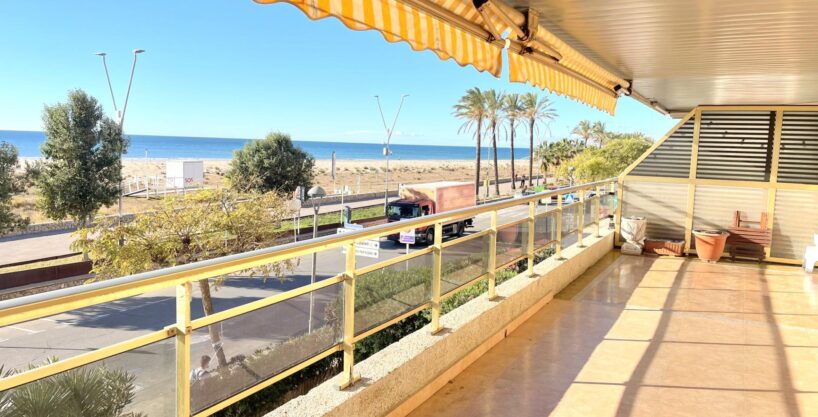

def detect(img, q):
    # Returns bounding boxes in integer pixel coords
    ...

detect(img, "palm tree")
[572,120,594,147]
[591,121,608,147]
[453,88,487,197]
[538,138,580,182]
[483,89,505,196]
[503,93,524,189]
[521,93,557,186]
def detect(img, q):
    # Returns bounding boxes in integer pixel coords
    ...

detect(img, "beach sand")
[14,158,539,223]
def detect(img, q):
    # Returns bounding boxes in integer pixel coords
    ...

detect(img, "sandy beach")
[14,158,538,223]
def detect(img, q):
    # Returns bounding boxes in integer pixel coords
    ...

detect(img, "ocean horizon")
[0,130,530,161]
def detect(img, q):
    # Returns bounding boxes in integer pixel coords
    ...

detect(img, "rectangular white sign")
[399,229,416,244]
[337,227,380,259]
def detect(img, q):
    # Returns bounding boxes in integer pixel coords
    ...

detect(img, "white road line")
[9,325,42,334]
[0,338,8,343]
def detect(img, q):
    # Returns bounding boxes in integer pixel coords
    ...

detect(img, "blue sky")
[0,1,676,147]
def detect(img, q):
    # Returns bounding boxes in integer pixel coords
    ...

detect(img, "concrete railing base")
[267,228,614,417]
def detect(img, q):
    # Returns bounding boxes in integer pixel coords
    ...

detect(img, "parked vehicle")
[387,181,475,244]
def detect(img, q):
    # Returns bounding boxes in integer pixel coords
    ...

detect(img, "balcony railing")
[0,177,616,417]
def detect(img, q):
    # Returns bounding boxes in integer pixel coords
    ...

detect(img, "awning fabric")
[256,0,503,77]
[508,51,617,115]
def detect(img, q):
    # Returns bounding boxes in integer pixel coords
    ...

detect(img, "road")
[0,198,607,416]
[0,179,534,265]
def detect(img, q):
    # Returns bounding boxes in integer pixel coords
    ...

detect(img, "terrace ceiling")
[511,0,818,115]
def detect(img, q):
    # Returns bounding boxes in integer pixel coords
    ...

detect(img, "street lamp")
[375,94,409,213]
[306,185,326,333]
[95,49,145,227]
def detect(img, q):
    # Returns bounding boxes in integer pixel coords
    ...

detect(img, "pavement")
[0,179,534,265]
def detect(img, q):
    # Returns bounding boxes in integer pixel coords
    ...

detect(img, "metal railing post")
[339,243,360,389]
[577,188,586,248]
[555,193,564,260]
[430,222,444,334]
[488,210,498,300]
[527,201,536,277]
[175,282,192,417]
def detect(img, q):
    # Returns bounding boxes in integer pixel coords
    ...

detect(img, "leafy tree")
[556,135,652,182]
[571,120,594,147]
[0,359,143,417]
[503,93,524,189]
[483,89,505,196]
[538,138,581,182]
[37,90,127,228]
[591,121,609,147]
[453,88,487,196]
[520,93,557,186]
[0,142,29,233]
[227,132,314,195]
[74,189,296,368]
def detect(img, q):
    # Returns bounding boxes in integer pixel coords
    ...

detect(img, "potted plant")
[692,229,730,263]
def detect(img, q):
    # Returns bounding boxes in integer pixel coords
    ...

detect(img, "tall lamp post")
[374,94,408,213]
[307,185,326,333]
[95,49,145,226]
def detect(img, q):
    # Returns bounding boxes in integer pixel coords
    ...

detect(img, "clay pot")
[692,229,730,263]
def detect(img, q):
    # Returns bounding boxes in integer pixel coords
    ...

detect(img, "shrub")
[226,132,314,194]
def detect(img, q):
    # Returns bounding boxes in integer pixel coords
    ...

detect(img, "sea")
[0,130,529,161]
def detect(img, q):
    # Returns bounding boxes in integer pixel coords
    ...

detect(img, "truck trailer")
[386,181,476,244]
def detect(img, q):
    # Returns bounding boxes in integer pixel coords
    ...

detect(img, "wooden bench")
[727,211,771,262]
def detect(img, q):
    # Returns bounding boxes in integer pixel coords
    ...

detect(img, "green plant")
[37,90,128,229]
[0,141,29,233]
[226,132,314,194]
[0,359,144,417]
[503,93,524,189]
[483,89,505,196]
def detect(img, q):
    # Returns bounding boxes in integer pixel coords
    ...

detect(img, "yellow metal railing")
[0,178,616,417]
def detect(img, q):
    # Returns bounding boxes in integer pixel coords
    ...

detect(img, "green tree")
[227,132,314,195]
[538,138,580,184]
[0,359,143,417]
[521,93,557,186]
[571,120,594,147]
[453,88,487,196]
[37,90,127,228]
[0,142,29,233]
[591,121,609,147]
[483,89,505,196]
[74,189,296,368]
[556,135,652,182]
[503,93,524,189]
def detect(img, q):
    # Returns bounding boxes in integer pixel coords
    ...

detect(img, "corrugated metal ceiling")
[505,0,818,113]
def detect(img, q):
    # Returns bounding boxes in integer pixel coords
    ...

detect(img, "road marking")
[9,325,42,334]
[0,338,8,343]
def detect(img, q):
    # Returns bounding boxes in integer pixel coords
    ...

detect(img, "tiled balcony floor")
[408,252,818,417]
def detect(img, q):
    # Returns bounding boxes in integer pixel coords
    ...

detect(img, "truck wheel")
[425,229,434,245]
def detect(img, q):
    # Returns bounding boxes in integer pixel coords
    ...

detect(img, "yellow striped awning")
[508,51,618,115]
[255,0,504,77]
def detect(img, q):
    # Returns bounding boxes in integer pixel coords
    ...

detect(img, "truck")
[386,181,476,245]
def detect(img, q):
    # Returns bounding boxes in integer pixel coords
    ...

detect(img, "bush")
[226,132,314,194]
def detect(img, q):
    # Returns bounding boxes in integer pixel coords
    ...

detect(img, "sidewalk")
[0,178,535,266]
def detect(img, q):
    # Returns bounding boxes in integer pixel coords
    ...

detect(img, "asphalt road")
[0,199,608,416]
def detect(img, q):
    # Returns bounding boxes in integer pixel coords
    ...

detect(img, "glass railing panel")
[190,283,343,414]
[0,288,176,373]
[354,252,433,336]
[441,234,490,295]
[0,338,175,417]
[534,212,557,250]
[496,221,528,267]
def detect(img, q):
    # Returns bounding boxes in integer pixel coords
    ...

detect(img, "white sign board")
[166,160,204,189]
[399,229,416,245]
[337,227,380,259]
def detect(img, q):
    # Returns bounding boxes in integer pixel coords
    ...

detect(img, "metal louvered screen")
[779,112,818,185]
[630,118,693,178]
[622,181,688,240]
[771,189,818,259]
[696,111,774,181]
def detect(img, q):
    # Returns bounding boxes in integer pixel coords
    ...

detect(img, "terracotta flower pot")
[692,229,730,263]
